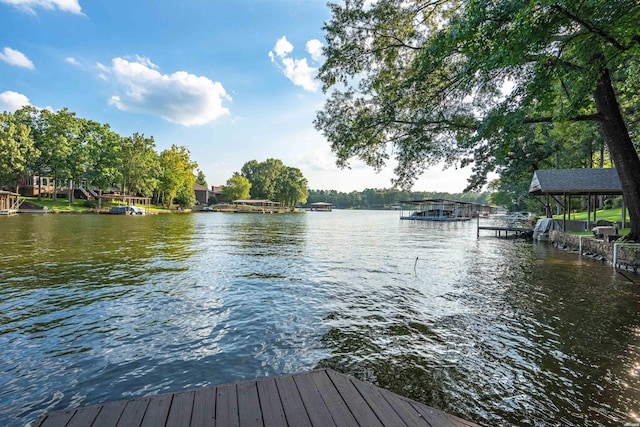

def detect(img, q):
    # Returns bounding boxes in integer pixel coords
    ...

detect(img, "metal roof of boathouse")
[529,168,623,196]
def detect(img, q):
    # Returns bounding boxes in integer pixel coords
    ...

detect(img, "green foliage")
[222,175,251,201]
[0,112,37,188]
[239,159,310,206]
[274,166,308,207]
[317,0,640,238]
[158,144,198,209]
[1,107,199,210]
[121,133,159,197]
[241,158,284,200]
[82,120,122,192]
[196,169,208,188]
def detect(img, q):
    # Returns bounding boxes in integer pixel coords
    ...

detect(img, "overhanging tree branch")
[523,113,603,124]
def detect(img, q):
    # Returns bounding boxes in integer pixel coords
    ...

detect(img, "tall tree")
[241,158,284,200]
[13,106,47,199]
[83,120,122,193]
[196,169,208,188]
[37,108,80,200]
[316,0,640,240]
[120,133,159,197]
[157,144,197,208]
[0,112,37,191]
[222,174,251,201]
[274,166,309,207]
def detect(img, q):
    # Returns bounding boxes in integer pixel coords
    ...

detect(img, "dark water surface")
[1,211,639,426]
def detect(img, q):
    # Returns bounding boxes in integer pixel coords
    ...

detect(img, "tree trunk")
[593,68,640,241]
[38,169,43,201]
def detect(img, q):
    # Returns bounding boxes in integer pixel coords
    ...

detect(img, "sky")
[0,0,476,193]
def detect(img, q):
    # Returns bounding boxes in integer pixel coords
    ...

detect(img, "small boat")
[109,205,146,215]
[532,218,561,241]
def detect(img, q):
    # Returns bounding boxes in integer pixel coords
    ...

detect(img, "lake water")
[1,210,639,426]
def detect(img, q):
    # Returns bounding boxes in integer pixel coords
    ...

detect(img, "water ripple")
[0,212,639,426]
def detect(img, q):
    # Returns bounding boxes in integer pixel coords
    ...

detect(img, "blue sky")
[0,0,474,192]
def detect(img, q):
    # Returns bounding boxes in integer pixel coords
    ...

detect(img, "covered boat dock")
[308,202,333,212]
[400,199,493,222]
[232,199,281,213]
[0,190,20,215]
[528,168,626,230]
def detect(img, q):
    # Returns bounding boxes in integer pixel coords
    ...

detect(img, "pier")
[34,369,477,427]
[476,225,533,238]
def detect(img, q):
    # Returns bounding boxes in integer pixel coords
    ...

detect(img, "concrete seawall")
[550,231,640,274]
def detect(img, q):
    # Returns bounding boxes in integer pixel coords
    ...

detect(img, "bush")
[604,196,623,209]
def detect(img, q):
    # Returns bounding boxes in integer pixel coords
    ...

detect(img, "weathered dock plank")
[90,399,126,427]
[216,384,239,427]
[310,369,358,426]
[34,369,479,427]
[293,372,336,426]
[66,406,101,427]
[140,393,172,427]
[117,397,150,427]
[350,374,413,426]
[237,381,262,427]
[256,378,286,427]
[166,391,195,427]
[191,387,216,427]
[325,369,384,427]
[274,375,312,427]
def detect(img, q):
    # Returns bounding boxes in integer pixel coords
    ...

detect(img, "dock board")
[34,369,478,427]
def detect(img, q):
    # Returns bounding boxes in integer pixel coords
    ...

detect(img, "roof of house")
[529,168,622,196]
[193,182,209,191]
[233,199,279,205]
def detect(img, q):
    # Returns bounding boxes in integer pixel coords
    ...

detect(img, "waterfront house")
[193,182,211,205]
[17,175,56,197]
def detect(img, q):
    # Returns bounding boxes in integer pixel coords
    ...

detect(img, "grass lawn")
[22,196,171,213]
[23,196,91,212]
[554,207,630,223]
[551,207,631,236]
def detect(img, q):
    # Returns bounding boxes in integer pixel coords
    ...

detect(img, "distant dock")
[34,369,478,427]
[476,225,533,238]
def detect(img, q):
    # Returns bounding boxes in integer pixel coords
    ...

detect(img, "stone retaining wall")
[550,231,640,274]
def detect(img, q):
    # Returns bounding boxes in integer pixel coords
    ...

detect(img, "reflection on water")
[0,211,639,426]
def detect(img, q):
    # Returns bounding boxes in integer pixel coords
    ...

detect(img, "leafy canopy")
[315,0,640,189]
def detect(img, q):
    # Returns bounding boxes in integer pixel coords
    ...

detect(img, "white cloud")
[103,56,231,126]
[65,56,79,66]
[0,91,31,112]
[274,37,293,57]
[306,39,324,63]
[0,0,82,14]
[0,47,35,69]
[269,36,321,92]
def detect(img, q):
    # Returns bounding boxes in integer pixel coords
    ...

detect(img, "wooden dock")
[34,369,478,427]
[477,225,533,238]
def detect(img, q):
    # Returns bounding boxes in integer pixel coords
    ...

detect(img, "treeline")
[307,188,491,209]
[220,158,309,207]
[0,106,200,208]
